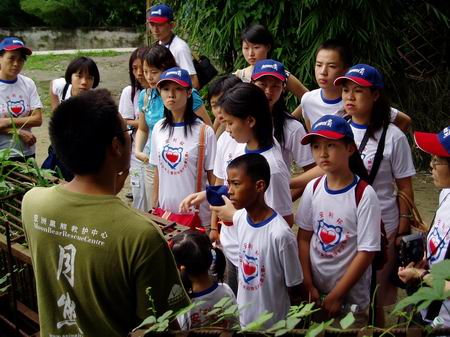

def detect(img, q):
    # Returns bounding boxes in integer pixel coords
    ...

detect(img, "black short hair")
[171,231,226,291]
[64,56,100,88]
[49,89,124,175]
[207,74,242,102]
[219,82,274,148]
[227,153,271,190]
[241,23,274,52]
[144,44,177,71]
[0,49,28,61]
[317,39,353,68]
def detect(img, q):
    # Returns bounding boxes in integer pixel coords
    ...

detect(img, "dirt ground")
[21,53,441,221]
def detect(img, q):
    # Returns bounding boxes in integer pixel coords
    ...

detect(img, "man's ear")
[110,136,122,157]
[187,89,192,98]
[373,90,380,102]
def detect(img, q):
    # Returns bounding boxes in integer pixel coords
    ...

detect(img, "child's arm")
[286,74,309,101]
[194,105,213,128]
[209,177,224,243]
[152,167,159,209]
[322,251,375,317]
[298,229,320,304]
[292,104,303,120]
[135,112,150,163]
[393,110,411,132]
[290,166,323,190]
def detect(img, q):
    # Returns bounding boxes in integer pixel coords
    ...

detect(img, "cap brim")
[252,72,286,82]
[414,132,450,157]
[301,130,346,145]
[157,78,191,88]
[4,45,32,55]
[334,76,373,87]
[148,17,170,23]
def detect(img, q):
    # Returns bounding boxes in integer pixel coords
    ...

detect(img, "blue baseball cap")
[251,59,287,82]
[301,115,354,145]
[147,4,174,23]
[334,64,384,88]
[0,37,32,55]
[157,67,192,88]
[414,127,450,158]
[206,185,229,206]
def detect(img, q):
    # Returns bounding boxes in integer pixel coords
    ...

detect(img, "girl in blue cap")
[0,36,42,161]
[149,67,216,229]
[398,126,450,328]
[296,114,381,327]
[335,64,416,326]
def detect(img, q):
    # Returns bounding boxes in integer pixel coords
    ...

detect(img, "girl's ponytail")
[344,138,370,182]
[210,247,226,283]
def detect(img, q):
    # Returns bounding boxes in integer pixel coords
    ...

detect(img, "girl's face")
[0,50,25,80]
[222,110,254,144]
[311,138,354,174]
[143,61,163,89]
[253,76,284,109]
[342,81,379,117]
[132,58,147,88]
[71,69,95,96]
[242,40,270,66]
[159,81,191,113]
[315,49,346,89]
[430,156,450,188]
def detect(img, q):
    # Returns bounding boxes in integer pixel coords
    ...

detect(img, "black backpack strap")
[368,124,388,185]
[62,82,70,101]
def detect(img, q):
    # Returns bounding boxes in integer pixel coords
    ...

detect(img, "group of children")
[1,2,447,331]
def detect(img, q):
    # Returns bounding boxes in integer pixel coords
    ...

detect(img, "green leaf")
[339,311,355,329]
[133,315,156,330]
[241,311,274,331]
[156,310,173,323]
[213,296,232,308]
[306,319,334,337]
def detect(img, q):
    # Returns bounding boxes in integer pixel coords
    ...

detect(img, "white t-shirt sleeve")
[51,78,66,101]
[213,134,226,180]
[389,107,399,123]
[276,229,304,286]
[390,130,416,179]
[172,39,196,75]
[204,125,217,171]
[118,86,135,120]
[149,122,160,166]
[356,186,381,251]
[300,92,310,120]
[295,179,314,230]
[289,121,314,167]
[28,79,43,110]
[266,169,292,217]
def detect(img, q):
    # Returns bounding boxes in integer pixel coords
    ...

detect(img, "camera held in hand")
[399,233,425,267]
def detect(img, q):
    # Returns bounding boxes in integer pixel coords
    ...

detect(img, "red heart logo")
[166,152,179,163]
[243,261,256,276]
[429,238,437,255]
[320,230,336,244]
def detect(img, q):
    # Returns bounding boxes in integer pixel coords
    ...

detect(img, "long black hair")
[64,56,100,88]
[171,231,226,293]
[271,92,296,149]
[128,47,150,102]
[367,88,391,139]
[343,137,370,182]
[219,83,274,149]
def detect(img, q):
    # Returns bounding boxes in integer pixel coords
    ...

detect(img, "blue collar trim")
[324,175,358,195]
[0,78,18,84]
[350,121,368,129]
[245,145,273,154]
[247,210,277,228]
[191,282,218,298]
[320,89,342,104]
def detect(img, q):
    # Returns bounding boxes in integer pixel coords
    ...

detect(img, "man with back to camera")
[21,89,189,337]
[147,3,200,89]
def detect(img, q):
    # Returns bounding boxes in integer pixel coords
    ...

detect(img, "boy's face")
[311,137,354,174]
[314,49,346,90]
[149,21,174,44]
[226,167,261,209]
[210,94,223,121]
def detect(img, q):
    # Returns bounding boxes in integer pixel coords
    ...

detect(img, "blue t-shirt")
[138,88,203,154]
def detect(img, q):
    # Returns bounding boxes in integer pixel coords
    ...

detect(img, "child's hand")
[210,196,236,222]
[179,191,206,212]
[322,293,342,318]
[209,228,220,243]
[307,286,320,304]
[397,262,425,284]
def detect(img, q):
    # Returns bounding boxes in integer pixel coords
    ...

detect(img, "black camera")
[399,233,425,267]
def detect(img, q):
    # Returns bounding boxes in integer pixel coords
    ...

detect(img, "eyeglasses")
[431,157,447,169]
[118,126,136,143]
